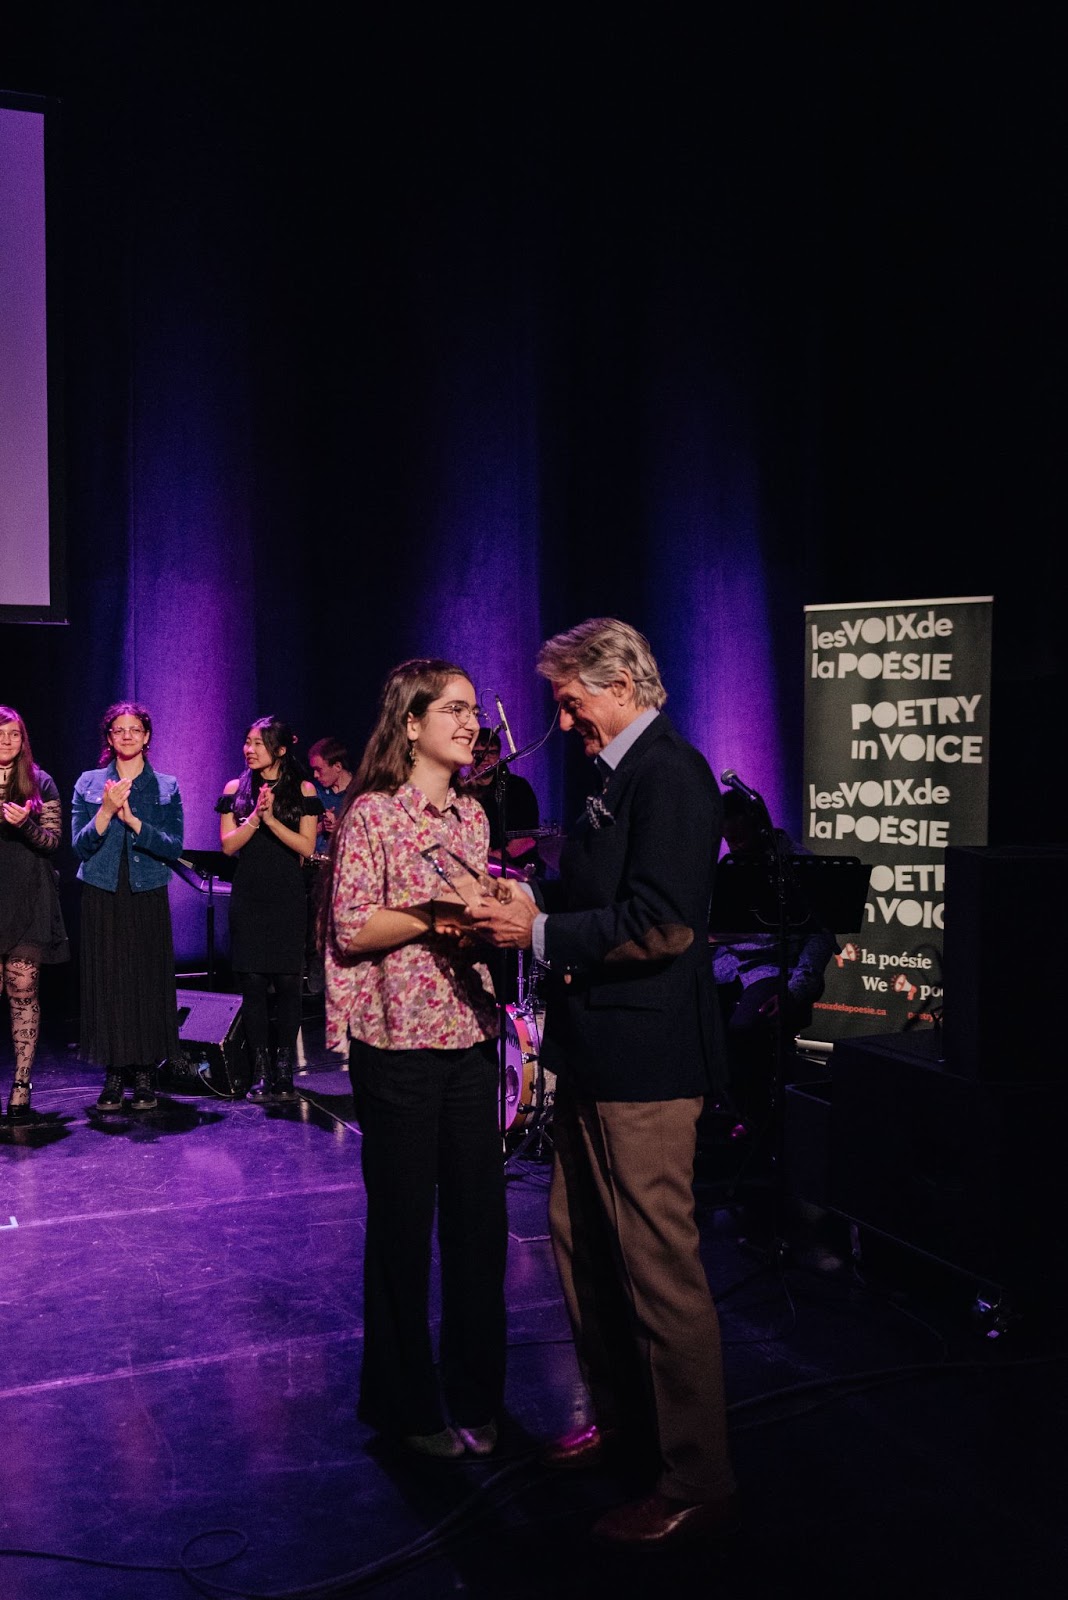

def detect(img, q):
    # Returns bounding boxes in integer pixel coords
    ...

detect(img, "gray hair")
[536,617,667,709]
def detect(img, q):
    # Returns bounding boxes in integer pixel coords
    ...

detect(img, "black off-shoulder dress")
[215,780,322,972]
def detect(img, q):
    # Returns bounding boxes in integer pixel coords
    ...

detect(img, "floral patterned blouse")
[324,781,499,1052]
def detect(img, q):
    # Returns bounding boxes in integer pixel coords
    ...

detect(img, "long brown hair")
[317,658,470,954]
[352,658,471,798]
[0,706,42,812]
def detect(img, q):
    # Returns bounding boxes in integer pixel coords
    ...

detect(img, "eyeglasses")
[0,731,22,743]
[427,702,485,726]
[110,725,146,738]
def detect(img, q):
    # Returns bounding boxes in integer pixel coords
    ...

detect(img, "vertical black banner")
[801,596,993,1044]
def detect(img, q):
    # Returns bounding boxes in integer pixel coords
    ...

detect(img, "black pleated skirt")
[79,859,179,1070]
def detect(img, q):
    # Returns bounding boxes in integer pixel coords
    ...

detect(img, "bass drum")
[502,1004,555,1132]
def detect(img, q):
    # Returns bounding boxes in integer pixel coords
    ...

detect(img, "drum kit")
[418,825,566,1159]
[481,827,564,1158]
[501,950,555,1154]
[502,953,549,1145]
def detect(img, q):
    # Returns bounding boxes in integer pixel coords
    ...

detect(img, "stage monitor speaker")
[942,844,1068,1082]
[830,1030,1068,1294]
[168,988,251,1098]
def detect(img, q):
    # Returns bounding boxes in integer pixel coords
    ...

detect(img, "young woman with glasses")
[321,658,508,1460]
[0,707,70,1121]
[217,717,322,1102]
[72,702,183,1112]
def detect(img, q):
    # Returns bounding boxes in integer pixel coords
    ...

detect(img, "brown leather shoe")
[591,1491,738,1547]
[540,1421,620,1469]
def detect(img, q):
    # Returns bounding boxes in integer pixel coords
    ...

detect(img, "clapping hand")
[102,777,134,820]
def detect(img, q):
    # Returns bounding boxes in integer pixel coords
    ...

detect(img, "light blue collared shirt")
[531,709,660,965]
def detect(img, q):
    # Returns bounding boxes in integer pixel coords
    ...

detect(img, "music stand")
[709,850,871,1249]
[172,850,236,991]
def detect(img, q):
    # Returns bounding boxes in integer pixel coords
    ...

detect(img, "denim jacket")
[72,759,184,892]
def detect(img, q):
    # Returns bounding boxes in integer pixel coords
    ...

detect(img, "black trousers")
[349,1037,508,1436]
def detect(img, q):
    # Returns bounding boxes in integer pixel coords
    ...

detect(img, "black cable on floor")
[5,1351,1065,1598]
[0,1528,247,1579]
[178,1453,552,1600]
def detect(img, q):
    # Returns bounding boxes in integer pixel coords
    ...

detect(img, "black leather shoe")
[96,1072,124,1111]
[131,1070,158,1111]
[6,1078,33,1121]
[273,1048,298,1104]
[591,1491,739,1548]
[246,1048,276,1102]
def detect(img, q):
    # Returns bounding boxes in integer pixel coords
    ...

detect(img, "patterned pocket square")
[585,794,615,829]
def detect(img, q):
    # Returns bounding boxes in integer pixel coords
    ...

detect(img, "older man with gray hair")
[472,617,736,1548]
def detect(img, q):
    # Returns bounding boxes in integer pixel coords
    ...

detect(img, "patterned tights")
[3,958,40,1086]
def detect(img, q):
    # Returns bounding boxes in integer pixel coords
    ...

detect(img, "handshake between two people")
[430,876,539,952]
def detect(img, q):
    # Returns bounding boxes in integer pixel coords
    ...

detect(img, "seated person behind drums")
[467,727,541,877]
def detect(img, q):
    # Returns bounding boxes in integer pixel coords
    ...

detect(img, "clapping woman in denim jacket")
[72,702,184,1113]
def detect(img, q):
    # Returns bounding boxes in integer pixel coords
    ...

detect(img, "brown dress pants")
[549,1085,735,1502]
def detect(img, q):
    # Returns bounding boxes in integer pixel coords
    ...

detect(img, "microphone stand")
[711,793,872,1280]
[490,753,513,1145]
[475,734,544,1149]
[717,779,794,1259]
[762,807,793,1259]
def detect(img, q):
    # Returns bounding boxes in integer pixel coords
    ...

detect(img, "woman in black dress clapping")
[0,706,70,1121]
[218,717,321,1103]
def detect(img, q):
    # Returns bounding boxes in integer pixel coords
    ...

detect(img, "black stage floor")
[1,1008,1065,1600]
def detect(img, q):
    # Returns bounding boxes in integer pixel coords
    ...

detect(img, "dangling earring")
[407,741,416,765]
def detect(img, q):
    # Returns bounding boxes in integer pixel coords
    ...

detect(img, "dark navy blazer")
[540,715,725,1101]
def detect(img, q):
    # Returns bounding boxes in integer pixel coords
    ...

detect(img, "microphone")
[494,695,517,757]
[470,752,502,781]
[720,768,764,805]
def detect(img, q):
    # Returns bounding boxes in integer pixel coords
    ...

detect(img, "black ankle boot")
[247,1048,275,1102]
[274,1047,298,1104]
[131,1068,158,1111]
[6,1075,33,1121]
[97,1071,124,1111]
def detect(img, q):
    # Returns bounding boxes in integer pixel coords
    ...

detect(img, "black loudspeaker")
[830,1030,1068,1293]
[942,844,1068,1082]
[166,988,251,1098]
